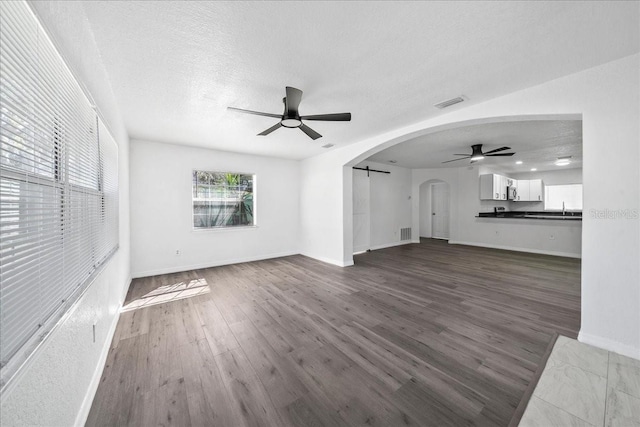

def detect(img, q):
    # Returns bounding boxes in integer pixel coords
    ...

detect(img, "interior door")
[431,183,450,240]
[353,169,371,252]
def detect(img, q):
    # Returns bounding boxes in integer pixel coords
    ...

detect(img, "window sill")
[192,225,258,233]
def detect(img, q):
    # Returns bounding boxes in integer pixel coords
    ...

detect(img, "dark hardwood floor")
[86,239,581,426]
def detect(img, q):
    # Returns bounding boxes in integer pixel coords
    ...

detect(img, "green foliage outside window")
[192,171,254,228]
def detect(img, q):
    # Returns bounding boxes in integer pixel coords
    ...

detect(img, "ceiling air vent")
[322,143,334,148]
[434,96,465,109]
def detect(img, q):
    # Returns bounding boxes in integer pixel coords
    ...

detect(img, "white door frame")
[431,182,450,240]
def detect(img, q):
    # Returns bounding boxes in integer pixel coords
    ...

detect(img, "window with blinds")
[0,1,119,388]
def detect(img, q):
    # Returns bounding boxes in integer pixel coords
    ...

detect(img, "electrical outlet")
[175,249,181,256]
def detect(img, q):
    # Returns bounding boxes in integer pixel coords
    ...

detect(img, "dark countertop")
[477,211,582,221]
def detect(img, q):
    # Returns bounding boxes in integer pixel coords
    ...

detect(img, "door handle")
[432,213,436,215]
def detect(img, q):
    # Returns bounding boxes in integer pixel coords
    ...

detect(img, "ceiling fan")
[442,144,515,163]
[228,86,351,140]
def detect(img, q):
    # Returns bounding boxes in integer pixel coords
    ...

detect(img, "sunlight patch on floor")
[122,278,210,312]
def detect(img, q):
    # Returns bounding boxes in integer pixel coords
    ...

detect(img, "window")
[545,184,583,210]
[192,171,254,228]
[0,1,119,388]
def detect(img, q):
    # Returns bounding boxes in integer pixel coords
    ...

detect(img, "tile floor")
[520,335,640,427]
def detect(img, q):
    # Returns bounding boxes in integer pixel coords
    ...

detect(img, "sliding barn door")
[352,169,371,253]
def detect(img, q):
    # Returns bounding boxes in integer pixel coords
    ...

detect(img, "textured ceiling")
[367,120,583,172]
[78,1,638,159]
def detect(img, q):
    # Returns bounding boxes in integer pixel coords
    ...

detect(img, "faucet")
[562,201,565,216]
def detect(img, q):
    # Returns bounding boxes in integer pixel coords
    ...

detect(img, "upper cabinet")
[480,173,508,200]
[529,179,544,202]
[512,179,544,202]
[480,174,544,202]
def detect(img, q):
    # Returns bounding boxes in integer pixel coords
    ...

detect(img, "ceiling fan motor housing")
[281,97,302,128]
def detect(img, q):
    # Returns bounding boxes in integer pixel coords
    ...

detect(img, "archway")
[342,113,581,264]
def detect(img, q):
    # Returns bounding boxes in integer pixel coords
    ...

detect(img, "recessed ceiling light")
[530,168,537,171]
[516,161,523,165]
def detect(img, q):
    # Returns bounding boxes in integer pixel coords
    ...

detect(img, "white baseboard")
[132,251,299,278]
[74,291,125,427]
[353,240,416,256]
[301,252,354,267]
[578,331,640,360]
[121,275,132,301]
[447,240,581,259]
[369,240,415,251]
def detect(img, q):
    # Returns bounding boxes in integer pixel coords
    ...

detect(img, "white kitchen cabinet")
[480,174,509,200]
[499,175,508,200]
[513,179,544,202]
[515,180,529,201]
[529,179,544,202]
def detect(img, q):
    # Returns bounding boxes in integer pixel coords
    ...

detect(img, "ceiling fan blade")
[228,107,282,119]
[453,154,471,156]
[442,156,471,163]
[300,113,351,121]
[257,122,282,136]
[484,146,511,155]
[285,86,303,116]
[486,152,515,156]
[299,123,322,140]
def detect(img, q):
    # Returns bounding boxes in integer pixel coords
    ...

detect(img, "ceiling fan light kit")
[228,86,351,140]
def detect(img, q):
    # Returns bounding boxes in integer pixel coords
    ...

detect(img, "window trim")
[544,183,583,211]
[191,169,257,230]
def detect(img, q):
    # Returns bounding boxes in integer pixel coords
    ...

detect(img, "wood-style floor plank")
[86,239,580,426]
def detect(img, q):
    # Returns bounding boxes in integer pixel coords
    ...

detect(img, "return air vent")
[400,227,412,241]
[434,96,465,109]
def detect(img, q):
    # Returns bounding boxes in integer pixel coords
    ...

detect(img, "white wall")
[300,156,350,265]
[1,2,131,426]
[352,161,412,251]
[130,140,300,277]
[299,53,640,358]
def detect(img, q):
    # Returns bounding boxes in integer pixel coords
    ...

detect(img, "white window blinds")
[0,1,119,388]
